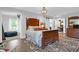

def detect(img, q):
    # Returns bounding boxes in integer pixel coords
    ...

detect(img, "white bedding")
[26,30,43,47]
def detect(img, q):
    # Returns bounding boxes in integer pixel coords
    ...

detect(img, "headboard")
[26,18,39,29]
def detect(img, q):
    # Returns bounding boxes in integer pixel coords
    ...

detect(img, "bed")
[26,18,59,48]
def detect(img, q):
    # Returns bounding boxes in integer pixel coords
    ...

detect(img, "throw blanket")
[26,30,42,47]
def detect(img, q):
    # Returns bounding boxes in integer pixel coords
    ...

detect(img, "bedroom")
[0,7,79,52]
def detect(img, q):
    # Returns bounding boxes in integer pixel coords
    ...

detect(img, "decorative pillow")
[28,26,39,31]
[28,26,34,31]
[29,26,39,28]
[28,28,34,31]
[34,27,48,30]
[34,28,43,30]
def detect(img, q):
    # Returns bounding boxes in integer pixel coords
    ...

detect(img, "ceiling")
[14,7,79,17]
[1,7,79,17]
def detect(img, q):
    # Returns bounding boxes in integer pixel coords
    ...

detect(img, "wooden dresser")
[67,16,79,39]
[67,28,79,39]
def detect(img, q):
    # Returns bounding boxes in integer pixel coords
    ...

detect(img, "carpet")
[33,37,79,52]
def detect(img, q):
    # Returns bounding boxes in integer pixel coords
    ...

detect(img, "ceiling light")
[41,7,48,18]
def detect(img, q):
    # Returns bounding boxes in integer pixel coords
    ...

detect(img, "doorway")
[54,18,66,33]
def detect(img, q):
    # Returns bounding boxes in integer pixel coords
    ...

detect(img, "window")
[9,18,18,31]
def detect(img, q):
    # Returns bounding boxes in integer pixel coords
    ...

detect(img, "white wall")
[2,13,27,39]
[0,13,2,43]
[63,18,66,33]
[0,7,68,39]
[2,15,19,32]
[2,15,9,32]
[19,14,26,39]
[0,7,41,39]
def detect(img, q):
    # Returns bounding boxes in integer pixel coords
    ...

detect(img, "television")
[73,25,79,29]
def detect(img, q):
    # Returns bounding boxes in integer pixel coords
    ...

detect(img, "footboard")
[42,30,59,48]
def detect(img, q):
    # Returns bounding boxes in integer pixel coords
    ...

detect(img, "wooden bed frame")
[26,18,59,48]
[26,18,39,29]
[42,30,59,48]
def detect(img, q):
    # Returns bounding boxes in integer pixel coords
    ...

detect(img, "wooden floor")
[1,32,79,52]
[3,39,35,52]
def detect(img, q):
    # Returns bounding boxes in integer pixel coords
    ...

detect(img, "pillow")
[28,28,34,31]
[34,27,48,31]
[29,26,39,28]
[34,28,43,30]
[28,26,39,30]
[28,26,34,31]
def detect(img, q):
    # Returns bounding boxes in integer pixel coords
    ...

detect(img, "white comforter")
[26,30,43,47]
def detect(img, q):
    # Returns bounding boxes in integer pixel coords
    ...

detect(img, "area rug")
[33,37,79,52]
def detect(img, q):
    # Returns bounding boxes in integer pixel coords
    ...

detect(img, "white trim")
[0,13,2,43]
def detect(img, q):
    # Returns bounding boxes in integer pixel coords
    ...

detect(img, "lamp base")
[49,27,51,30]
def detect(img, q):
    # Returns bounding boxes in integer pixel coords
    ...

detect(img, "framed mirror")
[68,16,79,28]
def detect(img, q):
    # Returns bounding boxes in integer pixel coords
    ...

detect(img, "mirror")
[68,16,79,28]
